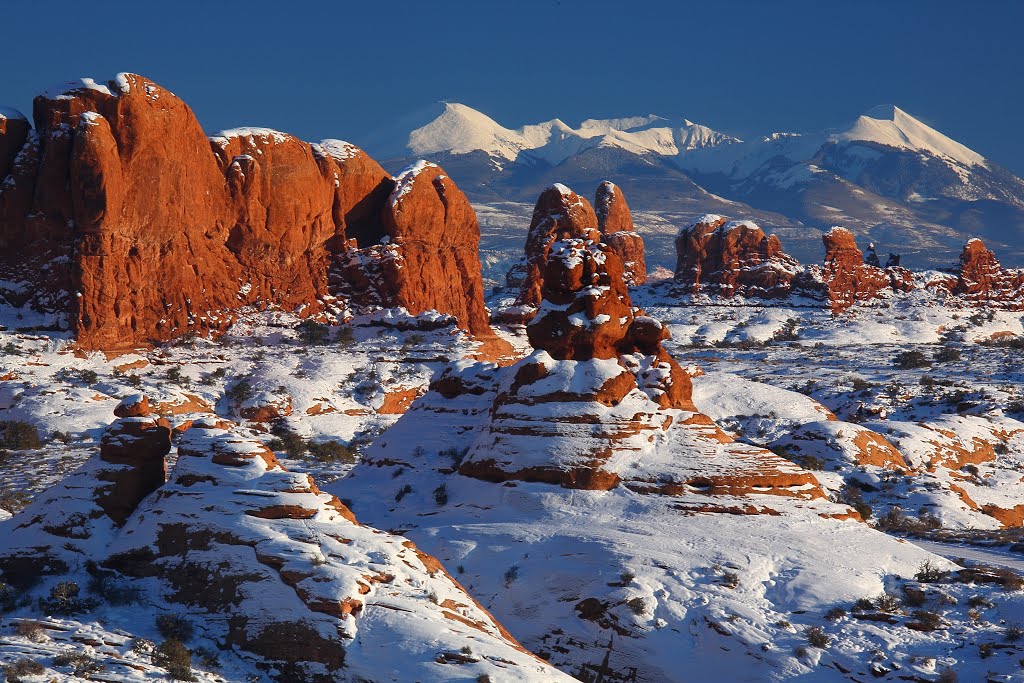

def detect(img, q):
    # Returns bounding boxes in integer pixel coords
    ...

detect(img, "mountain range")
[359,103,1024,267]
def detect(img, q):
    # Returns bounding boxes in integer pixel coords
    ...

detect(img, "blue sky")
[3,0,1022,173]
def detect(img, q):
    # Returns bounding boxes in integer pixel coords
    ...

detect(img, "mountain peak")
[861,103,904,121]
[836,104,987,168]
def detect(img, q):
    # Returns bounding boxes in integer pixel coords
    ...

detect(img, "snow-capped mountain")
[369,102,738,167]
[360,103,1024,267]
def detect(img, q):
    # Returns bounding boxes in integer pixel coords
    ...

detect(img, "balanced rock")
[674,215,800,298]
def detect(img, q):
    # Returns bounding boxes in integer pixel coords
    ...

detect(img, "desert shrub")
[875,593,901,613]
[894,350,930,369]
[910,609,941,631]
[125,373,143,388]
[296,320,330,346]
[1006,624,1024,642]
[902,586,927,607]
[38,581,98,615]
[433,483,448,506]
[824,607,846,621]
[773,318,800,342]
[504,565,520,587]
[915,560,947,583]
[852,597,874,612]
[192,647,220,670]
[997,567,1024,591]
[796,455,826,471]
[934,346,961,362]
[968,595,995,609]
[937,668,958,683]
[793,645,809,659]
[805,625,829,648]
[627,597,646,615]
[850,376,875,391]
[306,440,356,463]
[156,613,194,641]
[0,420,42,450]
[620,571,635,585]
[440,446,469,469]
[979,641,995,658]
[53,652,104,678]
[268,424,307,458]
[153,638,195,681]
[131,638,156,654]
[166,366,189,386]
[720,571,740,589]
[2,658,45,680]
[335,326,356,346]
[0,581,20,612]
[395,484,413,502]
[225,379,253,404]
[477,675,493,683]
[16,619,45,642]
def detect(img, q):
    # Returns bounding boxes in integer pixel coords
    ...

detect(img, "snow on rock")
[0,410,570,682]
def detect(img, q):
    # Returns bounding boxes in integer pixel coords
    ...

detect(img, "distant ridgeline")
[0,74,498,350]
[672,215,1024,312]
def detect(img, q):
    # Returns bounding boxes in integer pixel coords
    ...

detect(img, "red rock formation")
[95,413,171,525]
[674,215,800,298]
[949,238,1024,308]
[818,227,915,312]
[0,74,496,350]
[526,240,633,361]
[516,184,600,309]
[595,181,646,285]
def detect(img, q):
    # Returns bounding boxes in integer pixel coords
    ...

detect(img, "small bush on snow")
[805,625,829,649]
[156,613,194,641]
[152,638,194,681]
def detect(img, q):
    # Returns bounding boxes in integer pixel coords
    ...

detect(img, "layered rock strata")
[0,403,569,682]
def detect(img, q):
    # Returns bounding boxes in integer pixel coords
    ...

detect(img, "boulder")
[95,415,171,525]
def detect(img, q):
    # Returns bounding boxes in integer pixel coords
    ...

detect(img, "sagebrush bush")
[16,619,45,642]
[306,440,356,463]
[0,420,42,450]
[156,613,194,641]
[805,625,829,649]
[153,638,195,681]
[39,581,98,615]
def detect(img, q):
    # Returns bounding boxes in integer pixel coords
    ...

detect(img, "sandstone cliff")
[0,74,493,350]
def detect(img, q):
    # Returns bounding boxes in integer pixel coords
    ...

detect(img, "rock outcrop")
[818,227,914,312]
[335,161,491,335]
[930,238,1024,309]
[516,184,601,309]
[515,182,647,310]
[0,74,495,350]
[595,181,646,286]
[674,215,801,298]
[388,232,831,500]
[0,407,570,682]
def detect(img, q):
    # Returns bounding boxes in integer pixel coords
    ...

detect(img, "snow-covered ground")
[1,284,1023,680]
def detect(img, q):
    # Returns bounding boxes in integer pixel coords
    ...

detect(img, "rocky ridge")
[672,216,1024,311]
[0,74,496,351]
